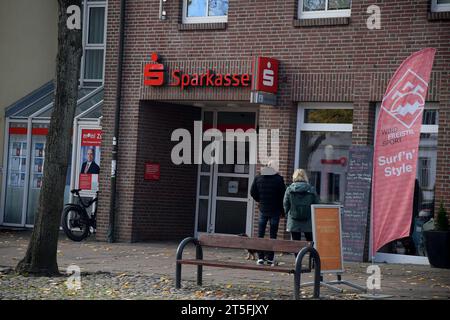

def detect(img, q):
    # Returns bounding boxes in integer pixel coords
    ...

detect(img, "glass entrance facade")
[195,110,256,235]
[1,84,103,227]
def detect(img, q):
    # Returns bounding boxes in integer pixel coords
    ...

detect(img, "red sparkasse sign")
[143,53,164,86]
[371,48,436,255]
[143,53,279,94]
[253,56,279,94]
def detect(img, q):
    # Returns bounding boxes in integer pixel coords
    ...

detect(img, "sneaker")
[266,260,276,266]
[256,259,265,265]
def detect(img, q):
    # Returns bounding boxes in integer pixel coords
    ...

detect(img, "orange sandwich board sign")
[302,205,367,294]
[311,205,344,273]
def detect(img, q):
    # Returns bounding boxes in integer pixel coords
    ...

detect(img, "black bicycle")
[61,189,97,241]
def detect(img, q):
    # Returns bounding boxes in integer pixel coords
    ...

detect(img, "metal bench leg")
[196,244,203,286]
[294,270,301,300]
[175,262,182,289]
[175,237,199,289]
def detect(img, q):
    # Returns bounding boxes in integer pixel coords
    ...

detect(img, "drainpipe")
[108,0,126,243]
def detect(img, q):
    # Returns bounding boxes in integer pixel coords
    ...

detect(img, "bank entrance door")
[195,110,257,236]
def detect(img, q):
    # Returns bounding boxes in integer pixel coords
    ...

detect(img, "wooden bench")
[175,234,321,299]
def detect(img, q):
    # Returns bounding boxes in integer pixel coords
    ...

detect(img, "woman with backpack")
[283,169,319,242]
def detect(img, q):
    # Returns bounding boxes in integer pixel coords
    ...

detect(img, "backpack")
[289,191,315,221]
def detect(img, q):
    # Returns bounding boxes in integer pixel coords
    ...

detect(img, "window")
[431,0,450,12]
[418,157,431,189]
[296,104,353,204]
[183,0,228,24]
[81,0,107,86]
[298,0,351,19]
[328,173,340,203]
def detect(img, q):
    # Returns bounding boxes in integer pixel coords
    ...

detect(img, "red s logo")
[144,52,164,86]
[253,57,279,94]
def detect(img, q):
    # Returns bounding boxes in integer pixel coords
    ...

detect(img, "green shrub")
[436,202,450,231]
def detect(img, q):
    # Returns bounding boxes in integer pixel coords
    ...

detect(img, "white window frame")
[80,0,107,85]
[431,0,450,12]
[374,103,439,134]
[298,0,351,19]
[294,103,353,173]
[182,0,228,24]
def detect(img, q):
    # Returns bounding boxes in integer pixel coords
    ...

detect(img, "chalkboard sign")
[342,145,373,262]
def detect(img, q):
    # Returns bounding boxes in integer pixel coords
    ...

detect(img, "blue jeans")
[257,214,280,261]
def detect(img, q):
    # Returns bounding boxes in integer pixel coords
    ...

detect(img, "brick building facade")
[97,0,449,262]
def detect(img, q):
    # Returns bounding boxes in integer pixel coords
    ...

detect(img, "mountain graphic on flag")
[385,90,425,129]
[392,101,422,117]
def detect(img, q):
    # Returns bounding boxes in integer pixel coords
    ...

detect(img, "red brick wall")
[97,0,450,242]
[435,73,450,219]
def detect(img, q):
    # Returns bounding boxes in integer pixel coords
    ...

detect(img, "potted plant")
[424,202,450,268]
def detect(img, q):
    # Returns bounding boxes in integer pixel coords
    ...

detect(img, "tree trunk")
[16,0,83,276]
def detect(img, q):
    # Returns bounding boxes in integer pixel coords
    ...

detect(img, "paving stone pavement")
[0,230,449,300]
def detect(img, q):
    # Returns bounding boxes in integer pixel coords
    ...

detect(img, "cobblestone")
[1,230,449,300]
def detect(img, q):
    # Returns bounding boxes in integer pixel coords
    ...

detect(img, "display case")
[4,123,28,225]
[26,125,48,225]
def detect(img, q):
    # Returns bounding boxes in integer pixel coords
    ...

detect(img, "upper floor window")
[298,0,351,19]
[431,0,450,12]
[81,0,107,87]
[183,0,228,24]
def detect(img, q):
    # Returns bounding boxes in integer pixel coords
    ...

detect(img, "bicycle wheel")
[61,206,90,241]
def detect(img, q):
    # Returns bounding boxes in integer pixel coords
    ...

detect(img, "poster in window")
[19,173,25,187]
[10,173,19,187]
[79,129,102,191]
[35,143,45,157]
[33,176,43,188]
[11,157,20,171]
[12,142,21,156]
[34,158,44,173]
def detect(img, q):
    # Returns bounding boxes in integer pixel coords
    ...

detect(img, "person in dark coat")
[283,169,319,242]
[250,161,286,266]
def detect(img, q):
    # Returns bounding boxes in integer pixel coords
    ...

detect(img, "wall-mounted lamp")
[159,0,167,20]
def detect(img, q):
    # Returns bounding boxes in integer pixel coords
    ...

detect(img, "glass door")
[26,123,48,226]
[195,110,257,235]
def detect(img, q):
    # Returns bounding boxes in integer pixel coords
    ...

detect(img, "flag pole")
[359,103,393,300]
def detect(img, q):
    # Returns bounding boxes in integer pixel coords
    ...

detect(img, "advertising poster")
[79,129,102,191]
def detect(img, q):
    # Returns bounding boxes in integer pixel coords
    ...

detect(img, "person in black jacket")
[250,161,286,266]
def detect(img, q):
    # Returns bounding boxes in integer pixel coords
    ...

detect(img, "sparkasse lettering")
[169,70,251,89]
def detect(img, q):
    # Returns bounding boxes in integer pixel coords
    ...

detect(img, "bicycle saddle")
[71,189,82,194]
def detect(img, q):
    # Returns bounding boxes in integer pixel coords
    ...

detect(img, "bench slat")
[177,259,313,273]
[198,234,311,253]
